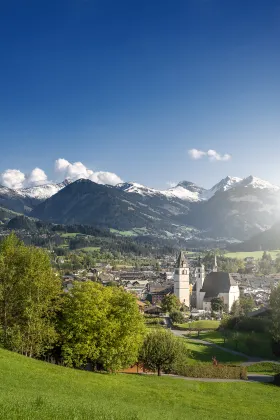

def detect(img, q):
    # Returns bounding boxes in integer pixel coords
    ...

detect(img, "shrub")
[174,364,247,380]
[247,362,280,374]
[220,316,270,333]
[170,310,185,324]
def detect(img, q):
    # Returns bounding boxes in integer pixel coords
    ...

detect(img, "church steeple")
[176,251,189,268]
[174,251,190,307]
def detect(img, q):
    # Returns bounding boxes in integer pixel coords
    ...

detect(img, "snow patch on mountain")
[17,180,71,201]
[239,176,280,191]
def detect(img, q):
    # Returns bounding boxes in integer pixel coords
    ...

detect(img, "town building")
[192,257,240,312]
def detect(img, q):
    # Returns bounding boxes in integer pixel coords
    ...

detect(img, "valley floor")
[0,348,279,420]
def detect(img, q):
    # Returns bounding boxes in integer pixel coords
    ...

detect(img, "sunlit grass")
[0,347,278,420]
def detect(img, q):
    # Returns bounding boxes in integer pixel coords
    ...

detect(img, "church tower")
[195,257,205,309]
[174,251,190,307]
[213,255,218,272]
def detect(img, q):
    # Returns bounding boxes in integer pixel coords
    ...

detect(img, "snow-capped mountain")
[2,174,280,243]
[117,176,280,203]
[238,175,280,191]
[17,179,71,202]
[116,182,162,197]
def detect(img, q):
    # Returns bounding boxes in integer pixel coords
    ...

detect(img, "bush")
[247,362,280,374]
[170,310,185,324]
[174,364,247,380]
[220,316,270,333]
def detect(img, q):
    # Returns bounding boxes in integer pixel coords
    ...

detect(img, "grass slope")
[0,348,279,420]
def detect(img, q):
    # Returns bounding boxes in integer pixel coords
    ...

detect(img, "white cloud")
[188,148,231,162]
[166,181,177,188]
[26,167,48,187]
[188,149,206,160]
[55,158,123,186]
[0,169,26,189]
[0,159,123,190]
[0,167,49,189]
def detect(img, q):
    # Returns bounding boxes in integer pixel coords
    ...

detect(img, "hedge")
[174,364,247,380]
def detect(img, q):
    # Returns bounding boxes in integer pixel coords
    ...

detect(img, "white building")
[193,257,240,312]
[174,251,190,307]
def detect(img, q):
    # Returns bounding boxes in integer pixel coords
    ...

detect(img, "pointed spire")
[176,251,189,268]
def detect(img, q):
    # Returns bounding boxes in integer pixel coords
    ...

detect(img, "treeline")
[3,216,177,258]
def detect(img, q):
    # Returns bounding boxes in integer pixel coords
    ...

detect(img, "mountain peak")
[240,176,279,190]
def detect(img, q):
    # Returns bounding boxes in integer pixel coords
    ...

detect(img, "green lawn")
[110,228,138,237]
[199,331,275,359]
[224,250,280,260]
[184,340,247,365]
[60,232,81,238]
[176,320,220,330]
[79,246,101,252]
[0,348,279,420]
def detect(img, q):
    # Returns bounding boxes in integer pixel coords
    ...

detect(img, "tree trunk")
[157,367,161,376]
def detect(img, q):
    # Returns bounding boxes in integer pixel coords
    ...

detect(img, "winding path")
[170,328,279,383]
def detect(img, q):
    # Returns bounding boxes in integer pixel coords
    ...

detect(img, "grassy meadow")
[224,250,280,260]
[175,320,220,330]
[0,348,279,420]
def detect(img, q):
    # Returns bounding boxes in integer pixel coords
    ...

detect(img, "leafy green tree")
[161,294,180,313]
[60,282,145,371]
[211,297,225,312]
[230,297,255,316]
[219,258,244,273]
[139,329,189,376]
[270,285,280,356]
[169,310,185,324]
[0,234,62,357]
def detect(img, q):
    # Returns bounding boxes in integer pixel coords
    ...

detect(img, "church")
[174,252,240,312]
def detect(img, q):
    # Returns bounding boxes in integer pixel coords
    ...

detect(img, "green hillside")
[0,348,279,420]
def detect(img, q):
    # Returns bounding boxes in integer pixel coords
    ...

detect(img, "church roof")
[176,251,189,268]
[200,272,237,298]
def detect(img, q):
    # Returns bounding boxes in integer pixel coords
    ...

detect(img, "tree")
[60,282,145,371]
[270,285,280,356]
[230,297,255,316]
[139,329,189,376]
[0,234,62,357]
[169,310,185,324]
[211,297,224,313]
[258,252,274,275]
[161,294,180,313]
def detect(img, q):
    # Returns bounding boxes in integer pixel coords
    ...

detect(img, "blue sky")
[1,0,280,189]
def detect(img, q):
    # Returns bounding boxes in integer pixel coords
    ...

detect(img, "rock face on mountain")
[1,175,280,243]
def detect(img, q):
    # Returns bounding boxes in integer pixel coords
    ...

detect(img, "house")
[147,284,173,304]
[192,256,240,312]
[144,305,164,315]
